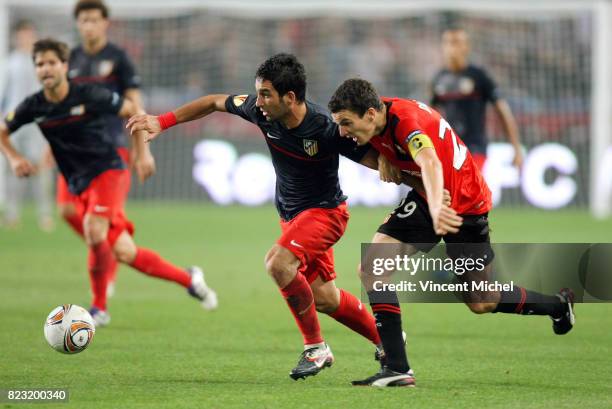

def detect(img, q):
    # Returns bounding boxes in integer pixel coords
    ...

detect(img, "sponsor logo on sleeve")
[233,95,248,107]
[70,105,85,116]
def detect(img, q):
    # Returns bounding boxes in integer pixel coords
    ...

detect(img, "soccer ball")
[43,304,96,354]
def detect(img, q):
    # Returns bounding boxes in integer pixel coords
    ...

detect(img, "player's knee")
[84,220,107,245]
[113,244,133,264]
[112,231,137,264]
[466,302,496,314]
[265,253,289,282]
[314,291,339,314]
[315,298,337,314]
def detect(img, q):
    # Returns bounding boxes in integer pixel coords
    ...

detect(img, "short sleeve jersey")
[69,43,140,148]
[225,94,369,221]
[4,83,125,194]
[431,64,500,154]
[369,97,492,215]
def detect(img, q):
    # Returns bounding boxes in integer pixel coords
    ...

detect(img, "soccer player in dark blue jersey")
[56,0,151,295]
[0,38,217,327]
[431,28,522,171]
[127,53,417,380]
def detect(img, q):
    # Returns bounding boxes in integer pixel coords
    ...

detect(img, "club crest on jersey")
[98,60,114,77]
[233,95,248,107]
[303,139,318,156]
[459,77,475,94]
[70,105,85,116]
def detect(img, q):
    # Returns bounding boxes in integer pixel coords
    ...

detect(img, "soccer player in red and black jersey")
[127,54,421,381]
[0,39,217,327]
[329,78,575,387]
[431,28,522,171]
[55,0,150,295]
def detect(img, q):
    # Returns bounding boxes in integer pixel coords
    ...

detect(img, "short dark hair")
[73,0,109,19]
[32,38,70,63]
[328,78,383,117]
[255,53,306,102]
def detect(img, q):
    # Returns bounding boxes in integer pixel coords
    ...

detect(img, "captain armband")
[404,132,434,158]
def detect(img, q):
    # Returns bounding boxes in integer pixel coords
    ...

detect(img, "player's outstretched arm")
[0,122,36,177]
[494,99,523,168]
[125,94,230,141]
[413,146,462,235]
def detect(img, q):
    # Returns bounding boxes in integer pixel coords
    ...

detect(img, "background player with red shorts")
[431,27,522,171]
[0,38,217,328]
[55,0,151,295]
[329,78,575,387]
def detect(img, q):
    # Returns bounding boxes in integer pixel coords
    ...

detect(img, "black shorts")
[377,190,494,263]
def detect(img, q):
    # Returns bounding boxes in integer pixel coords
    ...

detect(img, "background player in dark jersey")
[55,0,153,296]
[0,38,217,327]
[329,78,575,387]
[431,28,522,171]
[127,53,421,381]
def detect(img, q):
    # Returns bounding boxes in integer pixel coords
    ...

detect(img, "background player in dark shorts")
[0,38,216,328]
[126,53,427,381]
[54,0,153,295]
[329,78,575,387]
[431,28,522,171]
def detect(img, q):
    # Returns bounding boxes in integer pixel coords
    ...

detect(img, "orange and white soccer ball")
[44,304,96,354]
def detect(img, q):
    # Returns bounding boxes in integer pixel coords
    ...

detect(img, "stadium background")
[1,1,611,408]
[1,0,610,213]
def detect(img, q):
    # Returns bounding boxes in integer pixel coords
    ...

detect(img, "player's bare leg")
[60,200,119,297]
[265,244,333,380]
[353,233,415,387]
[112,231,217,311]
[461,264,575,334]
[311,276,381,351]
[83,213,113,326]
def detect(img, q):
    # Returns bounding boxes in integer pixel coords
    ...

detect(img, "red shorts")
[77,168,134,246]
[56,147,131,207]
[277,203,349,284]
[472,153,487,172]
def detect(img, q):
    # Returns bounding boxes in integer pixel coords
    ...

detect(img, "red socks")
[129,248,191,288]
[280,274,323,345]
[66,213,119,287]
[329,289,381,345]
[88,241,114,310]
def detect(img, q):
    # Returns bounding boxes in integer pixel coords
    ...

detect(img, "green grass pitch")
[1,204,611,408]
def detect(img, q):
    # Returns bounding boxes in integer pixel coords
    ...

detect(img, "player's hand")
[377,154,402,184]
[430,203,463,235]
[512,147,524,169]
[133,151,156,183]
[443,189,452,207]
[10,156,37,177]
[126,114,162,142]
